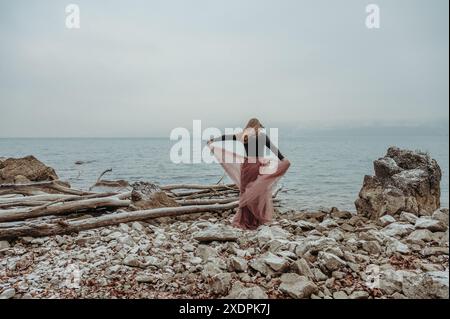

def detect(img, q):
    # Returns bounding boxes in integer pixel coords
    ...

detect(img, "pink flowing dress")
[209,132,291,230]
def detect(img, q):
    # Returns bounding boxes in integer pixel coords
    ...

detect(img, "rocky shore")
[0,148,448,299]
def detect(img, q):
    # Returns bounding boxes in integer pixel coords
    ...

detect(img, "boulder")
[0,155,58,184]
[355,147,442,220]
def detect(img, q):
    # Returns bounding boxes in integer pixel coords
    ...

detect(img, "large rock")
[0,155,58,184]
[355,147,442,220]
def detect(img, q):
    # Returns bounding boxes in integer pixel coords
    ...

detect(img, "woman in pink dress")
[208,118,291,230]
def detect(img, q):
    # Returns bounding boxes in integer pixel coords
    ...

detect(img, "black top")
[211,133,284,160]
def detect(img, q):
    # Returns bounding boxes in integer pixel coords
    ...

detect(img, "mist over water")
[1,135,448,211]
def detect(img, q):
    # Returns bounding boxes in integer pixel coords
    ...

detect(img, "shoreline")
[0,149,449,299]
[0,203,448,299]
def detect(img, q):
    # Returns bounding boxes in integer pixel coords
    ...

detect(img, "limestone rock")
[381,222,414,237]
[402,271,449,299]
[279,273,318,299]
[291,258,314,279]
[407,229,434,243]
[224,282,268,299]
[131,181,179,210]
[193,226,240,242]
[229,256,248,273]
[355,147,441,219]
[415,217,447,232]
[0,155,58,184]
[432,208,449,225]
[0,240,10,250]
[398,212,418,224]
[317,251,347,272]
[262,252,290,272]
[210,273,232,295]
[379,215,396,227]
[0,288,16,299]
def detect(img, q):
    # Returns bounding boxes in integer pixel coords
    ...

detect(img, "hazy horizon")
[1,0,449,138]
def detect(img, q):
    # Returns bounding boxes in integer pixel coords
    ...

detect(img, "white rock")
[317,251,347,272]
[349,290,369,299]
[333,291,348,299]
[415,218,447,232]
[406,229,434,243]
[210,273,232,295]
[291,258,314,279]
[0,240,10,250]
[379,215,396,226]
[262,252,290,272]
[399,212,419,224]
[0,288,16,299]
[193,226,239,242]
[230,256,248,272]
[381,222,414,237]
[123,255,142,268]
[131,222,145,232]
[432,208,449,225]
[225,282,268,299]
[279,273,318,299]
[402,271,449,299]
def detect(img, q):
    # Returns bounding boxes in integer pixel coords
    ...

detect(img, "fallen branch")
[161,183,236,191]
[0,197,131,223]
[0,201,239,239]
[0,181,91,196]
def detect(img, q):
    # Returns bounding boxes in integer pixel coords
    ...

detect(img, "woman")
[208,118,290,230]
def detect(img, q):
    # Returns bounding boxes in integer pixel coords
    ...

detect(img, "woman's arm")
[208,134,237,144]
[262,133,285,160]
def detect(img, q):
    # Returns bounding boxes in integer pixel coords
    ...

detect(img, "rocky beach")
[0,147,448,299]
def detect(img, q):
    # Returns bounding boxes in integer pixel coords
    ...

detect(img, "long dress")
[209,131,291,230]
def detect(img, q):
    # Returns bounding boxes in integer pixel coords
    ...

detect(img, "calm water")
[0,136,448,211]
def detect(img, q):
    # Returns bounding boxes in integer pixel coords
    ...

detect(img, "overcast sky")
[0,0,448,137]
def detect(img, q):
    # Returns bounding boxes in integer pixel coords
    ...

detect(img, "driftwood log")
[0,179,283,239]
[0,201,238,239]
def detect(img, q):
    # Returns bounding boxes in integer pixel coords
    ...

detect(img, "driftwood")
[0,176,285,239]
[161,183,236,191]
[0,201,239,239]
[0,197,131,223]
[0,181,90,196]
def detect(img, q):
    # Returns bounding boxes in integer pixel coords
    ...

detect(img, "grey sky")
[0,0,448,137]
